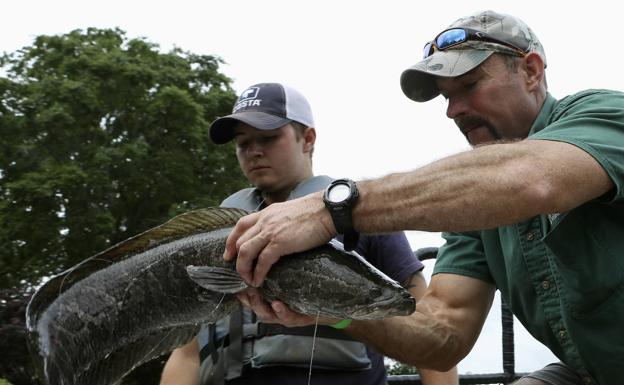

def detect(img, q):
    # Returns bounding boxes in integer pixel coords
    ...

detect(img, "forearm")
[354,139,612,234]
[419,366,459,385]
[347,309,463,371]
[346,274,495,371]
[400,273,459,384]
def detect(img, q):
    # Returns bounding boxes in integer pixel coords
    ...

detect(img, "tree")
[0,28,248,384]
[0,27,247,289]
[0,287,33,385]
[386,359,420,376]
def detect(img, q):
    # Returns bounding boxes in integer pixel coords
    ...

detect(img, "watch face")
[328,183,351,203]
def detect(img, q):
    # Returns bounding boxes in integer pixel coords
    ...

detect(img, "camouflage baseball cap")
[400,10,546,102]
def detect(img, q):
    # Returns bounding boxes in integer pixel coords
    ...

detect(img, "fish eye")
[369,287,382,298]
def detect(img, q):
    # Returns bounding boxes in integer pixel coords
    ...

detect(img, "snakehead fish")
[25,207,415,385]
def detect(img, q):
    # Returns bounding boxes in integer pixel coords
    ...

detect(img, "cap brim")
[400,50,494,102]
[209,111,292,144]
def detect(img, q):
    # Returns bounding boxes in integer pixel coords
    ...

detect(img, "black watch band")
[323,179,360,251]
[342,232,359,252]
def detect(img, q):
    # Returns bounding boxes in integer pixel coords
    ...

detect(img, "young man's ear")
[302,127,316,153]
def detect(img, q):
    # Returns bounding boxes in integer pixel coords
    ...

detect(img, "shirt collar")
[529,92,557,136]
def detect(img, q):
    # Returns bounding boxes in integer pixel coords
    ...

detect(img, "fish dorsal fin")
[26,207,249,328]
[104,207,249,259]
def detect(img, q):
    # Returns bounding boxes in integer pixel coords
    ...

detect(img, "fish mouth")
[350,293,416,319]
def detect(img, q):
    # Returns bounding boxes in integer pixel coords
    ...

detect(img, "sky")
[3,0,623,376]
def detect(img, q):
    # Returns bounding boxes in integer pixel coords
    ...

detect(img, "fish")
[25,207,415,385]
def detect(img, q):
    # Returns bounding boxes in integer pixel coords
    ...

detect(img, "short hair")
[498,53,548,90]
[290,121,307,139]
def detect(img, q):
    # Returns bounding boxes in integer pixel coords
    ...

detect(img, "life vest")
[198,175,371,384]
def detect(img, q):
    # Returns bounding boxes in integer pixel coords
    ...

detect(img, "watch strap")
[330,205,355,235]
[343,232,359,251]
[323,179,360,251]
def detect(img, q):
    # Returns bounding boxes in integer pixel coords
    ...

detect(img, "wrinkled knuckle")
[256,250,271,265]
[259,247,280,265]
[237,241,252,257]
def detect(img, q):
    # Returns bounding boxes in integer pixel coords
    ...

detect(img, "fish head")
[263,241,418,321]
[320,242,417,319]
[345,281,416,319]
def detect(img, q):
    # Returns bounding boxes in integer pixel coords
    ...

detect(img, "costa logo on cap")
[233,87,262,113]
[239,87,259,101]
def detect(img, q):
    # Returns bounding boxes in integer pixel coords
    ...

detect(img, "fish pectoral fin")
[186,265,248,294]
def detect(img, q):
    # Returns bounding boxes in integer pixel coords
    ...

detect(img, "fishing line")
[210,292,227,315]
[123,294,227,378]
[132,327,177,375]
[307,309,321,385]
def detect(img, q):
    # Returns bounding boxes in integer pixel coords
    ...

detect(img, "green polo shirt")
[433,89,624,385]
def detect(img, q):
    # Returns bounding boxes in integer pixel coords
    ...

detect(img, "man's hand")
[236,288,340,327]
[223,192,335,287]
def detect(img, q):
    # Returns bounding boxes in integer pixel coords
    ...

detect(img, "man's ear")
[522,52,545,92]
[302,127,316,153]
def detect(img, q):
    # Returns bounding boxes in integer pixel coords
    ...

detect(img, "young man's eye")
[260,135,278,143]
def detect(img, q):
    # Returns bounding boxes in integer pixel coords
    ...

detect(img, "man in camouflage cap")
[226,10,624,385]
[401,10,547,102]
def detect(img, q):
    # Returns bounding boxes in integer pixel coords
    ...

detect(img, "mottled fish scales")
[25,207,415,385]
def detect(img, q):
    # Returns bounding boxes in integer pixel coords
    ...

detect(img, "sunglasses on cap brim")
[423,27,529,59]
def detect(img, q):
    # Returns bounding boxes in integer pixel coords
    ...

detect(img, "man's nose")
[445,97,468,120]
[245,140,263,156]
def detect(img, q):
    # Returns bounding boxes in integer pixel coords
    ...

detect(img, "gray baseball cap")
[209,82,314,144]
[400,10,546,102]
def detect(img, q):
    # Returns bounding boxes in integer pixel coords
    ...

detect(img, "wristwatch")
[323,178,359,251]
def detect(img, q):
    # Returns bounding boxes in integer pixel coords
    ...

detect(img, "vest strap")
[224,307,243,380]
[243,322,358,341]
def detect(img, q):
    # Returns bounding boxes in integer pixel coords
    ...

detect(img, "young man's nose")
[245,140,264,156]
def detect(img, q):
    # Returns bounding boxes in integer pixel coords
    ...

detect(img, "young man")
[223,11,624,385]
[159,83,458,385]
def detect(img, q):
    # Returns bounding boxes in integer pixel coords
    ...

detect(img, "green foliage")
[0,378,14,385]
[0,287,36,385]
[0,29,248,384]
[0,28,247,290]
[386,359,420,375]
